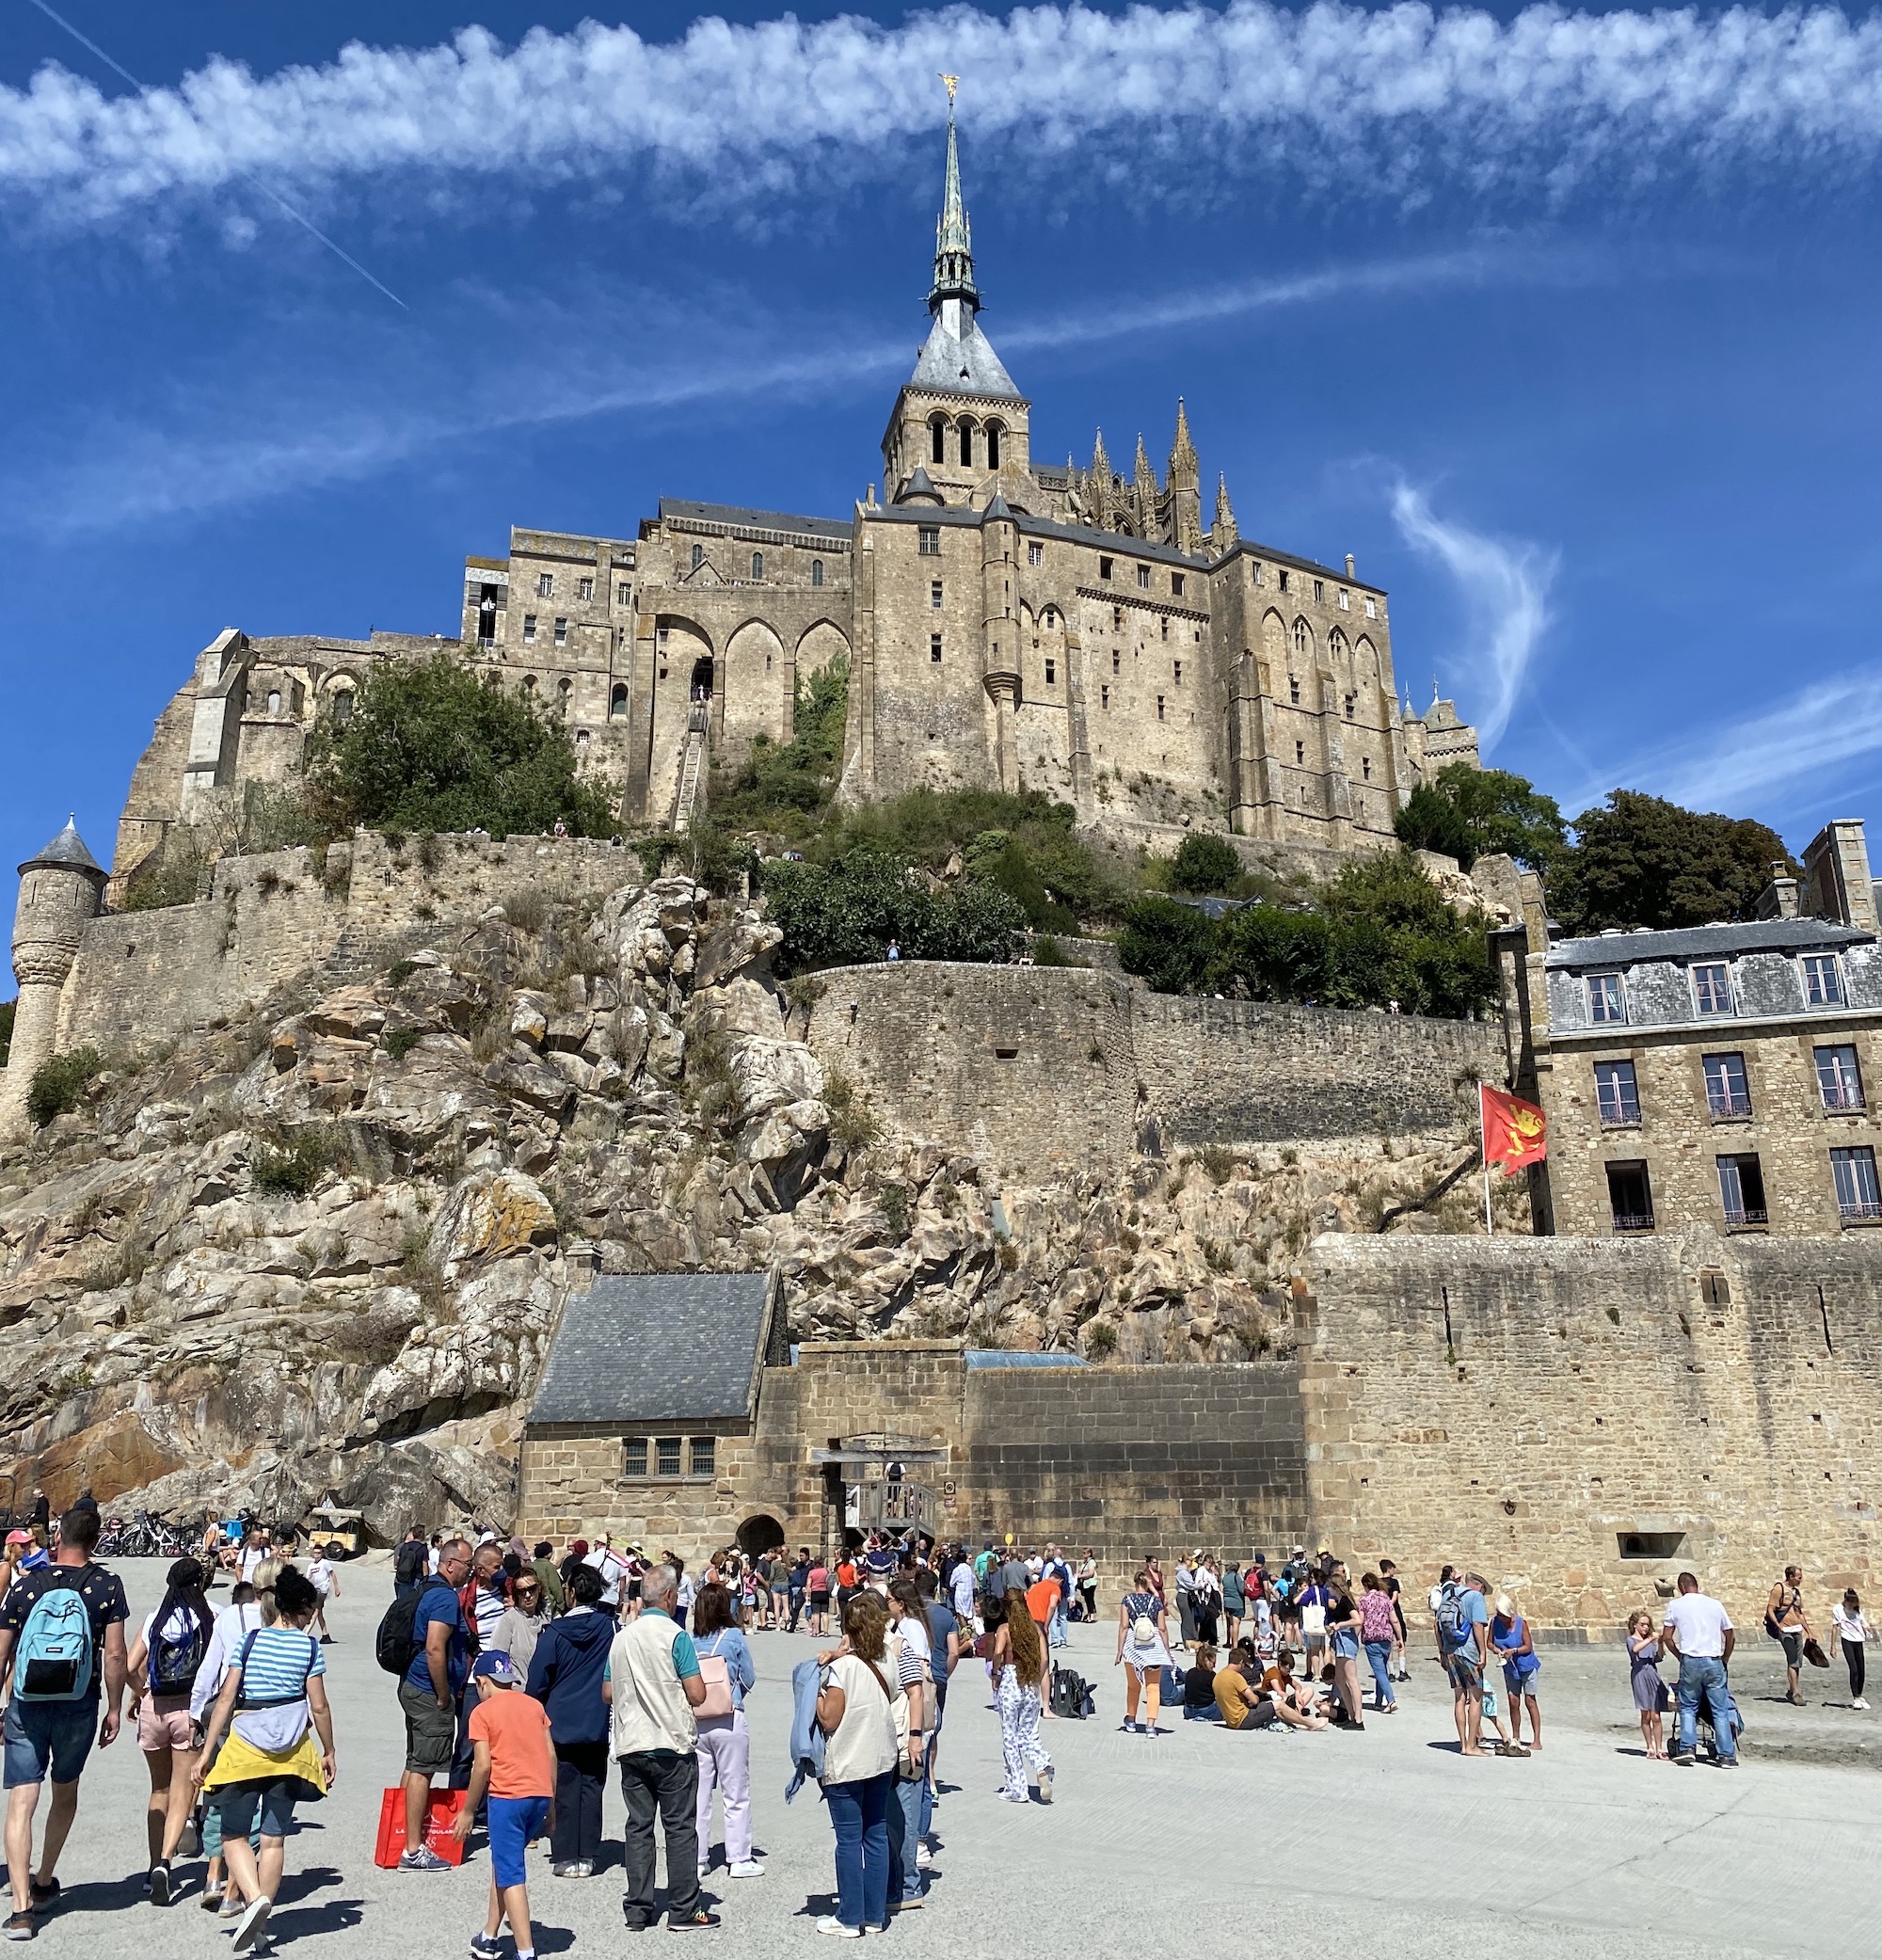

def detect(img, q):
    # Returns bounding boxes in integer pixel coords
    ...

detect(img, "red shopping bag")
[374,1786,468,1868]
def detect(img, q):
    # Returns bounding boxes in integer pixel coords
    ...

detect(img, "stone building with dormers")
[1500,819,1882,1240]
[110,107,1475,883]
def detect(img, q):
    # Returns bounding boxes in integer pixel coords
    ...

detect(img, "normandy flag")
[1481,1084,1547,1177]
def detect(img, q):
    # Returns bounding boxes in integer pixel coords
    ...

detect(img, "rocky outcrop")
[0,874,1514,1534]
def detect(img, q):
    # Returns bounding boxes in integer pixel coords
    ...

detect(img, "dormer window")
[1587,973,1626,1024]
[1803,953,1843,1006]
[1692,963,1732,1015]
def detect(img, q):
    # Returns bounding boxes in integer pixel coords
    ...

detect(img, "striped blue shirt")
[232,1627,324,1752]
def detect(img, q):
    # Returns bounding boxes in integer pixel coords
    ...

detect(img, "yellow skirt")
[202,1725,327,1804]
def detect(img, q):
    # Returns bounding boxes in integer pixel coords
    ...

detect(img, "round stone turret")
[0,819,108,1138]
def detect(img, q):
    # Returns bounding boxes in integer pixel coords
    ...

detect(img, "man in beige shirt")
[604,1566,712,1931]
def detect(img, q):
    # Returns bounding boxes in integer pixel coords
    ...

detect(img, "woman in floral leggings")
[992,1590,1053,1804]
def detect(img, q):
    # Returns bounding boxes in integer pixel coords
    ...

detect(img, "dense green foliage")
[1170,832,1243,895]
[764,846,1029,971]
[1395,763,1567,872]
[1120,850,1496,1018]
[0,998,12,1070]
[27,1047,102,1127]
[251,1127,348,1197]
[1553,790,1797,933]
[712,657,850,832]
[305,654,614,839]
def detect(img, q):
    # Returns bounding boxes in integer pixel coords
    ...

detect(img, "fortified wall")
[0,829,644,1134]
[800,962,1505,1178]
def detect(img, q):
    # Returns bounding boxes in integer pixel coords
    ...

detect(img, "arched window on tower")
[751,551,764,581]
[610,682,628,720]
[557,677,572,709]
[958,419,975,468]
[931,417,947,464]
[1293,617,1310,656]
[811,560,824,587]
[691,543,703,571]
[521,674,537,696]
[986,422,1003,470]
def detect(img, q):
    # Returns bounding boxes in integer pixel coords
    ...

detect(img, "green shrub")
[383,1028,424,1062]
[712,656,850,833]
[765,847,1027,972]
[27,1048,103,1127]
[385,959,419,988]
[251,1127,347,1197]
[303,652,615,839]
[121,840,209,912]
[1171,833,1241,895]
[878,1183,910,1240]
[0,998,12,1070]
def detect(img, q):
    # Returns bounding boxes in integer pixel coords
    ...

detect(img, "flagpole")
[1479,1080,1493,1236]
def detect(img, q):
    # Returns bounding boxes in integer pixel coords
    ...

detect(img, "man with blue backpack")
[0,1506,129,1940]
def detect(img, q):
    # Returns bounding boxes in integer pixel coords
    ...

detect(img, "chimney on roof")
[1345,554,1355,578]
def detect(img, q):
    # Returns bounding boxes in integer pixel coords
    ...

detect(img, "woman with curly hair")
[992,1589,1053,1804]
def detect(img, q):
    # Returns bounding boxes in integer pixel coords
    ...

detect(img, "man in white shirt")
[584,1535,630,1611]
[949,1556,975,1625]
[1660,1573,1738,1767]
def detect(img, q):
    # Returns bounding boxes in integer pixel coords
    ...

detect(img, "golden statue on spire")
[939,73,958,103]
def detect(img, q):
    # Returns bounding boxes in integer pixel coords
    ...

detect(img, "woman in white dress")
[1114,1567,1173,1734]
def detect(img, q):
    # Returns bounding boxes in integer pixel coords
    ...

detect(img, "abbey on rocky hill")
[113,101,1478,883]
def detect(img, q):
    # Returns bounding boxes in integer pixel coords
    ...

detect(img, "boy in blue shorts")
[454,1653,553,1960]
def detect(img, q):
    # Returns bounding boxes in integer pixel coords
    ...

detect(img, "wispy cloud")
[19,243,1577,535]
[1563,671,1882,820]
[1390,484,1555,749]
[8,4,1882,233]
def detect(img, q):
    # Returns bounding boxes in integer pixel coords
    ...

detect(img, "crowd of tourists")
[2,1499,1874,1945]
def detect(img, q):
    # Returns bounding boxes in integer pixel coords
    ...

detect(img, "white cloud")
[1565,671,1882,820]
[1390,483,1555,749]
[7,5,1882,231]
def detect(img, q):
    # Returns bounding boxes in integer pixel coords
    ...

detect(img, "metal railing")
[1707,1092,1752,1118]
[1612,1212,1656,1233]
[1838,1198,1882,1222]
[1722,1204,1768,1227]
[1823,1085,1866,1111]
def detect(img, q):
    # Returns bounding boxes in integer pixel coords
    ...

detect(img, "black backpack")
[375,1576,447,1675]
[1049,1665,1094,1720]
[394,1540,429,1588]
[151,1605,211,1696]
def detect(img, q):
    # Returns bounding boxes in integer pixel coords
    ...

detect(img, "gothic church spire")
[929,77,979,316]
[1213,472,1238,549]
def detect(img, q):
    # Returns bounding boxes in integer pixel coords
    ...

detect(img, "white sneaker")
[915,1842,933,1870]
[816,1917,861,1939]
[728,1860,765,1878]
[1855,1697,1871,1710]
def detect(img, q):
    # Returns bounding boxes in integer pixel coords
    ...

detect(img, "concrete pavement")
[1,1560,1874,1957]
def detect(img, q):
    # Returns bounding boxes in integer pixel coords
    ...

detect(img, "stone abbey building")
[113,109,1475,884]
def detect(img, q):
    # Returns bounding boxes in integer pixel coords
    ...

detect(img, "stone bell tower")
[0,820,108,1139]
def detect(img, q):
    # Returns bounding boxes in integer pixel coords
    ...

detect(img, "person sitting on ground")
[1182,1644,1222,1721]
[1214,1648,1279,1731]
[1254,1648,1328,1731]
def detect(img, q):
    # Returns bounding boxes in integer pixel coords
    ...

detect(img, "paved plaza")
[5,1560,1877,1957]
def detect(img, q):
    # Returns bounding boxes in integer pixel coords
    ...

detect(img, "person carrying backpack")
[123,1556,216,1904]
[0,1505,130,1940]
[393,1530,430,1601]
[386,1536,473,1872]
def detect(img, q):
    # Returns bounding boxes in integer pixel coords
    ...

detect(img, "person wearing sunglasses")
[491,1576,551,1681]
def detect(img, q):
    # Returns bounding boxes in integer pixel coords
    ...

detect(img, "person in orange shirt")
[1024,1574,1061,1717]
[454,1652,555,1960]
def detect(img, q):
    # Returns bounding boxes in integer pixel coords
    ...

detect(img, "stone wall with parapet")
[48,831,643,1057]
[801,961,1504,1178]
[1298,1230,1882,1632]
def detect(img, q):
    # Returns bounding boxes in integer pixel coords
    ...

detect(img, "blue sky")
[4,0,1882,904]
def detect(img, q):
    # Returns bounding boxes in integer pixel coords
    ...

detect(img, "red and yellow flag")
[1480,1084,1547,1176]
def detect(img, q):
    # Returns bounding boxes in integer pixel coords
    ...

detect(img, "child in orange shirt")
[454,1651,555,1960]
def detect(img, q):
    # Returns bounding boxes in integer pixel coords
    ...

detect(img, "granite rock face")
[0,879,1507,1534]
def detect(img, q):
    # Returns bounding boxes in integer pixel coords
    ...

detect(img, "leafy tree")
[27,1047,102,1127]
[1394,763,1567,872]
[1554,790,1797,933]
[963,829,1078,932]
[764,846,1027,972]
[1120,849,1497,1020]
[1170,832,1242,895]
[715,656,849,829]
[0,998,13,1069]
[303,653,614,838]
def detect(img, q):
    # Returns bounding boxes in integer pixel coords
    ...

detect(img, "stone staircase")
[669,702,710,834]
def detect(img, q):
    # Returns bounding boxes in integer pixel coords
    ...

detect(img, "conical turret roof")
[20,817,104,879]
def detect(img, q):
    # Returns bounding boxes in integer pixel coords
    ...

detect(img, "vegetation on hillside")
[1395,763,1567,873]
[0,997,13,1070]
[765,848,1029,972]
[1550,789,1797,934]
[305,653,615,840]
[1120,850,1498,1019]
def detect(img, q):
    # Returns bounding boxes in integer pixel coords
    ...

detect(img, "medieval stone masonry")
[110,108,1477,884]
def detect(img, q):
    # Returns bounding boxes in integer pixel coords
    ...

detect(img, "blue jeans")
[887,1769,925,1902]
[824,1773,891,1931]
[1364,1639,1396,1708]
[1048,1601,1068,1648]
[1677,1656,1735,1761]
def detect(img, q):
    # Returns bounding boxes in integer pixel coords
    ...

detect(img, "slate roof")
[909,313,1023,402]
[1546,917,1871,969]
[20,820,104,879]
[657,499,851,543]
[528,1272,774,1427]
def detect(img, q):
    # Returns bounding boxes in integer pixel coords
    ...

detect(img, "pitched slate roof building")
[111,102,1476,884]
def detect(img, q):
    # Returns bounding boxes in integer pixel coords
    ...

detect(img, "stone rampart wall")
[802,962,1502,1177]
[1300,1231,1882,1631]
[51,832,642,1056]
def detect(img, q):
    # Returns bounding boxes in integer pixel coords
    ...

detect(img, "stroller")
[1690,1671,1745,1763]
